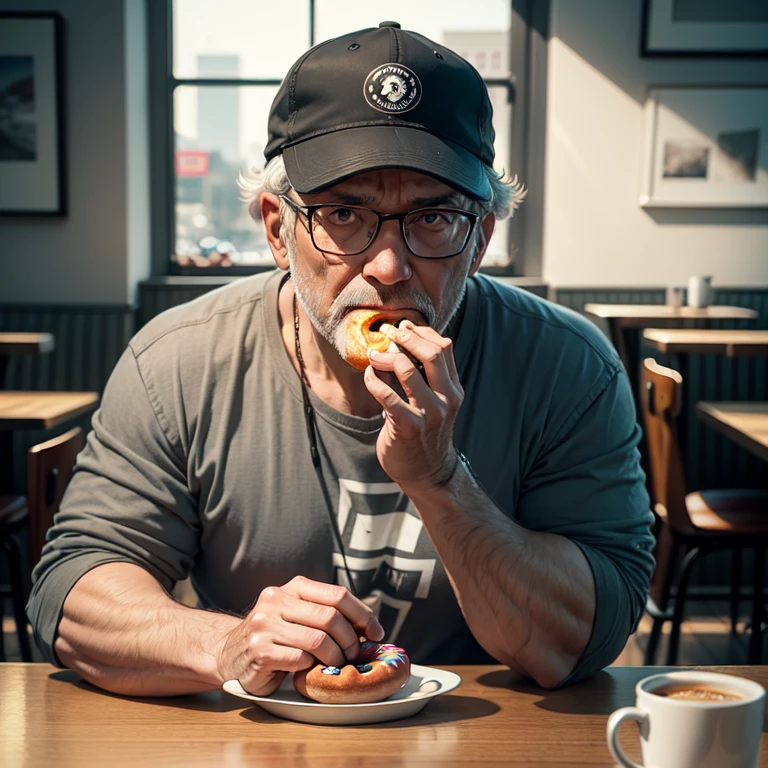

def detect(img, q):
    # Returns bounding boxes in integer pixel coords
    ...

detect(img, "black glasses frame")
[279,195,480,259]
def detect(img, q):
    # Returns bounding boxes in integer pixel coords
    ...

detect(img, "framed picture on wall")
[0,12,66,216]
[641,0,768,57]
[640,86,768,208]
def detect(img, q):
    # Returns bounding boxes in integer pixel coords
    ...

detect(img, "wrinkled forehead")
[303,169,474,209]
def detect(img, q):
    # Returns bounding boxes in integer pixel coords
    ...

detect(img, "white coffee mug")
[607,671,765,768]
[687,275,713,307]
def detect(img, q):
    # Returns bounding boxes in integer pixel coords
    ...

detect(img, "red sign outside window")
[176,150,209,177]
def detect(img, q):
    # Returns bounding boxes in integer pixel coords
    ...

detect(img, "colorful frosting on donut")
[358,641,408,668]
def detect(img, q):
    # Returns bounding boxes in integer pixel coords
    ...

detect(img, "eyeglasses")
[279,195,480,259]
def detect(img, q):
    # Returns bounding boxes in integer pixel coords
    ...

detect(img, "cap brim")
[282,126,491,201]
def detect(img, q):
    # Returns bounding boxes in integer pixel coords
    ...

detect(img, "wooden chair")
[641,358,768,665]
[0,427,84,661]
[28,427,84,569]
[0,495,31,661]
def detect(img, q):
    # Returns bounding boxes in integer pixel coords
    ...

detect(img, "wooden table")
[643,329,768,357]
[1,664,766,767]
[0,391,99,493]
[583,305,758,388]
[697,401,768,464]
[0,332,55,388]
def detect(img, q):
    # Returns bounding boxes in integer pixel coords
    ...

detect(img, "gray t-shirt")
[28,269,655,685]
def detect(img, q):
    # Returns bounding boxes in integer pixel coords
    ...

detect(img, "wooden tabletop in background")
[584,304,758,325]
[0,391,99,430]
[0,333,55,356]
[697,401,768,463]
[1,664,767,767]
[643,329,768,356]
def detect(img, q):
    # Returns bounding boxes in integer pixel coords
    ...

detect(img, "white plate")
[222,664,461,725]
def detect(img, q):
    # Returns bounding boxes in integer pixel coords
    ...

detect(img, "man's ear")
[469,213,495,276]
[260,192,290,270]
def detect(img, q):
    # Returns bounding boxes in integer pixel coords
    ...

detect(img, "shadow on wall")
[549,0,768,106]
[549,0,768,229]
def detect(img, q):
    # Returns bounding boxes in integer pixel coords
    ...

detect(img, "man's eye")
[417,211,450,226]
[328,208,356,224]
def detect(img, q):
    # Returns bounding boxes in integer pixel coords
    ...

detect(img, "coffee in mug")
[652,685,743,702]
[607,671,764,768]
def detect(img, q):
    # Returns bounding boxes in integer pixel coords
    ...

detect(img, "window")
[166,0,515,274]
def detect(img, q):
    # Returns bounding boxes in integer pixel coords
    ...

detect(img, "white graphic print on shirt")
[332,478,436,643]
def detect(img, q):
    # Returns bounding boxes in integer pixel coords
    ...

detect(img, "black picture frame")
[0,11,67,216]
[641,0,768,58]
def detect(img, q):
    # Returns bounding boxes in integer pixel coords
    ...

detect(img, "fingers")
[281,576,384,644]
[238,641,315,696]
[232,578,386,695]
[370,321,460,402]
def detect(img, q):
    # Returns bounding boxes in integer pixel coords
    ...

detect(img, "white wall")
[543,0,768,288]
[0,0,149,305]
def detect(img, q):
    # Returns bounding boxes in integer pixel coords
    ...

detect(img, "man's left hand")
[364,320,462,491]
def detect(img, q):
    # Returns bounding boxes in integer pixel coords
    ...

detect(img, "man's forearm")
[403,462,596,689]
[55,562,240,696]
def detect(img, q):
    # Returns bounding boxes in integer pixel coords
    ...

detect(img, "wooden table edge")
[696,401,768,463]
[0,391,100,430]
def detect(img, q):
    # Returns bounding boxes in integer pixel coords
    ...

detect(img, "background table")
[0,333,55,388]
[1,663,767,767]
[643,329,768,357]
[697,401,768,464]
[583,305,758,394]
[0,391,99,493]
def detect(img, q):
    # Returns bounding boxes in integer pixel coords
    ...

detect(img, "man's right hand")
[216,576,385,696]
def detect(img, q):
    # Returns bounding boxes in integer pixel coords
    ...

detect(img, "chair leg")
[666,547,702,666]
[730,549,742,634]
[749,548,765,664]
[645,538,682,665]
[1,535,32,662]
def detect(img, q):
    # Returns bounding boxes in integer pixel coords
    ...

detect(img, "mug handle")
[606,707,648,768]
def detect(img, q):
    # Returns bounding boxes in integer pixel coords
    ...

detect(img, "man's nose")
[361,220,412,285]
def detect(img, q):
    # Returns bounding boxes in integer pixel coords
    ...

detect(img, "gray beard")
[287,244,470,363]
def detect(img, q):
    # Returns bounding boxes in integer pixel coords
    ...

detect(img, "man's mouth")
[342,306,426,326]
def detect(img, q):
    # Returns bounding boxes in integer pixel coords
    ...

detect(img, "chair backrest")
[27,426,85,568]
[640,358,694,536]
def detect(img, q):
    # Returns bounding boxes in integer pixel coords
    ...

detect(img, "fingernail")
[369,350,388,361]
[381,323,398,341]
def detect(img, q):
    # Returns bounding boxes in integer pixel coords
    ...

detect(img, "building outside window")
[169,0,515,273]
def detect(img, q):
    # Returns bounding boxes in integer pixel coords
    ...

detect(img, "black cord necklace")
[293,292,359,598]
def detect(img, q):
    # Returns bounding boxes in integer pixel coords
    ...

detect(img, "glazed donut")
[340,310,402,371]
[293,640,410,704]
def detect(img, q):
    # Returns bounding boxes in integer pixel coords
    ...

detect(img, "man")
[28,22,654,697]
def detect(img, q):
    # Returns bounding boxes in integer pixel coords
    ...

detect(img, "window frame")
[149,1,540,278]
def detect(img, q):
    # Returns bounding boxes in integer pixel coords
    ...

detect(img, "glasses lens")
[310,206,379,255]
[404,209,473,258]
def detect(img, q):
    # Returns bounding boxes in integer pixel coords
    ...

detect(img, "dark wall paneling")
[138,279,236,328]
[0,305,134,392]
[553,288,667,313]
[0,304,134,493]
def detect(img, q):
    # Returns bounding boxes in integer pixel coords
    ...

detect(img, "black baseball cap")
[264,21,495,201]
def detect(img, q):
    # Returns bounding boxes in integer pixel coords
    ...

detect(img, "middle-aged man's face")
[287,169,488,357]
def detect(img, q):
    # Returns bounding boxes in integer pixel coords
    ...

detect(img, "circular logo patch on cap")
[363,64,422,114]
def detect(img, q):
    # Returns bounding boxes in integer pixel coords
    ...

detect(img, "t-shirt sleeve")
[26,345,200,666]
[515,365,655,687]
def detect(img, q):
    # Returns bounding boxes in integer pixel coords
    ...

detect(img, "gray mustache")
[330,287,436,325]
